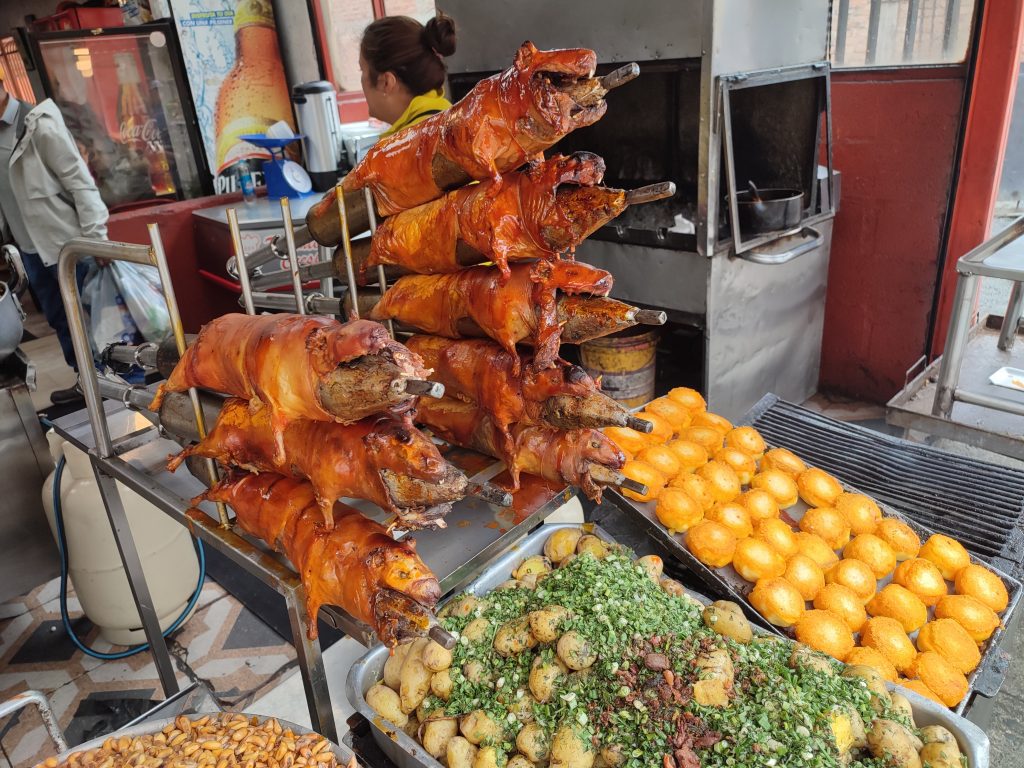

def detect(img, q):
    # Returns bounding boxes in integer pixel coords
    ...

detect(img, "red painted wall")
[820,68,965,402]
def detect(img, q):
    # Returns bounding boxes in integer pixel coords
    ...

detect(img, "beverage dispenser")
[292,81,342,191]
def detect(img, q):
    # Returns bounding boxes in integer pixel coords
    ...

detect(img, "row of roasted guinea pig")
[602,387,1010,708]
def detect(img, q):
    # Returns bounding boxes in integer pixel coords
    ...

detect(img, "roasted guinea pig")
[415,395,625,502]
[170,398,466,530]
[150,313,428,461]
[342,42,607,217]
[198,472,441,645]
[370,261,612,370]
[360,152,625,279]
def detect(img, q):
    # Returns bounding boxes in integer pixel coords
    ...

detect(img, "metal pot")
[0,280,24,362]
[736,187,804,235]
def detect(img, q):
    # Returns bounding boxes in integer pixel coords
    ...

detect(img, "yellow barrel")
[580,328,658,408]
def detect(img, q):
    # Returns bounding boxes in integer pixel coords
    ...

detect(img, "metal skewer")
[625,182,676,206]
[365,187,395,337]
[279,197,306,315]
[589,464,647,496]
[336,186,359,319]
[227,208,256,315]
[635,309,667,325]
[626,415,654,433]
[428,625,457,649]
[600,62,640,91]
[468,482,514,508]
[392,378,445,398]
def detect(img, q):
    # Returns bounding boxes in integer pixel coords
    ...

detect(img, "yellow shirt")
[379,89,452,138]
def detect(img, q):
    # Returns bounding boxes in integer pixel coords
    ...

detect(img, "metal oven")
[442,0,837,420]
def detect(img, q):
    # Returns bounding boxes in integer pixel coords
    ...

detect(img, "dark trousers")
[20,250,88,370]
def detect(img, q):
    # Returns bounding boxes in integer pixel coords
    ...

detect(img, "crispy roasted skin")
[416,395,624,502]
[370,261,612,370]
[364,153,624,278]
[149,314,426,461]
[170,398,464,529]
[200,472,440,645]
[345,42,604,216]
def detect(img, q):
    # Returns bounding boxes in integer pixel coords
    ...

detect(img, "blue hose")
[51,454,206,659]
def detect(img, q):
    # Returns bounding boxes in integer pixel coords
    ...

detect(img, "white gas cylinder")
[41,431,201,646]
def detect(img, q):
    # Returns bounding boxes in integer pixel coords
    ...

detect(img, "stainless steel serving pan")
[345,523,991,768]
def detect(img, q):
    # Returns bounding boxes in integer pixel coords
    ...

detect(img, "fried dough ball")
[669,473,716,512]
[825,559,877,604]
[696,461,741,503]
[603,426,652,456]
[644,397,693,432]
[784,554,825,601]
[655,488,704,534]
[919,534,971,581]
[686,521,737,568]
[705,502,753,538]
[737,489,781,522]
[892,558,948,607]
[860,616,918,674]
[680,426,725,453]
[620,460,666,503]
[733,537,787,582]
[866,584,928,633]
[797,468,843,508]
[723,427,766,460]
[692,411,732,435]
[814,583,867,633]
[909,652,968,707]
[835,493,881,536]
[800,507,852,550]
[713,447,756,485]
[667,387,706,413]
[898,678,945,706]
[665,440,709,473]
[934,594,1001,642]
[760,447,807,477]
[954,563,1009,612]
[795,532,840,569]
[843,534,897,579]
[845,647,898,682]
[917,619,981,675]
[636,445,682,480]
[794,610,855,661]
[874,518,921,561]
[636,410,673,443]
[749,577,805,628]
[750,470,799,508]
[754,518,799,558]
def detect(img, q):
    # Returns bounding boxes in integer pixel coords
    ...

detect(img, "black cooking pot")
[736,187,804,235]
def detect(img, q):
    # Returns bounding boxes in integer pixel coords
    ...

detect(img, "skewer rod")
[365,187,395,338]
[336,186,360,319]
[227,208,256,315]
[279,197,306,315]
[600,63,639,90]
[429,625,457,650]
[625,182,676,206]
[400,378,445,398]
[468,482,514,508]
[626,415,654,433]
[589,464,647,496]
[635,309,667,325]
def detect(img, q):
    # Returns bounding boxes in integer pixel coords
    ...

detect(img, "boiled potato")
[660,577,687,597]
[519,574,540,590]
[545,528,584,564]
[515,555,552,580]
[463,660,490,685]
[383,641,414,690]
[420,717,458,759]
[507,757,535,768]
[702,601,753,643]
[550,724,595,768]
[508,691,534,723]
[495,616,538,656]
[447,737,477,768]
[516,722,550,763]
[841,664,892,710]
[443,594,482,618]
[422,640,453,671]
[460,710,503,745]
[889,693,914,726]
[416,699,441,723]
[866,720,922,768]
[431,668,453,700]
[366,682,408,727]
[529,605,569,643]
[495,579,524,591]
[920,725,958,746]
[919,742,962,768]
[530,655,566,702]
[636,554,664,582]
[474,746,503,768]
[828,705,866,755]
[577,535,610,560]
[599,744,625,767]
[399,638,432,714]
[789,643,835,675]
[557,631,597,671]
[402,716,420,739]
[693,648,733,707]
[463,617,491,643]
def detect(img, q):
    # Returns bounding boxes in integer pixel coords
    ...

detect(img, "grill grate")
[743,395,1024,576]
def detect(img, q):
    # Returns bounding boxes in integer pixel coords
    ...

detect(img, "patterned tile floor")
[0,577,297,768]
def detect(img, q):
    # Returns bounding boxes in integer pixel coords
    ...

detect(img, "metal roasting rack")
[54,195,577,744]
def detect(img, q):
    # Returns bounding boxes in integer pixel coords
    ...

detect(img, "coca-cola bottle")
[116,54,176,197]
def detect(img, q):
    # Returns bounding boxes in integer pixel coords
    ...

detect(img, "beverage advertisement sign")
[169,0,294,193]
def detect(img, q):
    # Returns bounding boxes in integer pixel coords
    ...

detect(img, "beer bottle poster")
[169,0,295,193]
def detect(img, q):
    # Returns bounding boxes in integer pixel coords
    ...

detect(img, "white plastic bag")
[81,266,142,352]
[111,262,171,342]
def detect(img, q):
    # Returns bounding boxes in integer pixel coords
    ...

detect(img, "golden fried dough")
[620,460,666,503]
[892,558,948,607]
[874,518,921,561]
[814,583,867,633]
[713,447,756,485]
[797,468,843,508]
[909,652,968,707]
[794,532,840,569]
[705,502,753,538]
[760,447,807,477]
[749,577,805,627]
[845,647,898,682]
[825,559,877,603]
[750,470,799,508]
[635,445,682,481]
[860,616,918,674]
[667,387,706,413]
[644,397,692,432]
[954,563,1009,613]
[898,678,945,706]
[784,554,825,601]
[665,440,708,473]
[680,426,725,453]
[843,534,897,579]
[686,521,737,568]
[723,426,766,460]
[755,518,799,558]
[916,619,981,675]
[670,473,716,512]
[692,411,732,435]
[696,461,741,503]
[800,507,852,550]
[934,594,1001,642]
[835,493,881,536]
[603,426,652,455]
[738,489,781,522]
[655,488,704,534]
[733,537,787,582]
[636,410,673,443]
[866,584,928,633]
[919,534,971,581]
[794,610,855,662]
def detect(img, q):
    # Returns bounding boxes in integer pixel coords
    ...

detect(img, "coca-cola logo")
[120,117,160,144]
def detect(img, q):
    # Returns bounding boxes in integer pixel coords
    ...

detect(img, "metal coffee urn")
[292,81,342,191]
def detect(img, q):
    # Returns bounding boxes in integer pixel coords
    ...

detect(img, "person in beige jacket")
[0,76,109,404]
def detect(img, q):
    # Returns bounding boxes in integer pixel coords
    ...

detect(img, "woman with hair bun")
[359,12,457,137]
